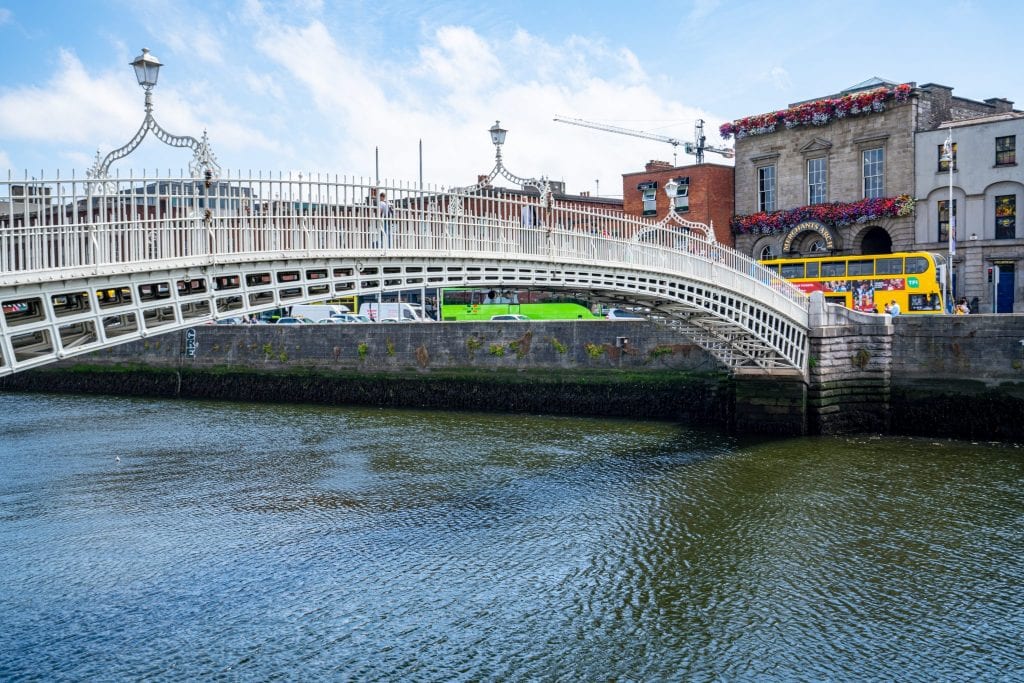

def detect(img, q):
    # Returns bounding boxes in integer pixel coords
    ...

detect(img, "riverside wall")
[804,291,1024,439]
[4,309,1023,440]
[1,320,750,431]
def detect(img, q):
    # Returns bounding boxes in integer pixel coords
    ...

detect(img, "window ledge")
[994,162,1018,168]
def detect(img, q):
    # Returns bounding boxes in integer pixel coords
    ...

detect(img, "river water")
[1,392,1021,681]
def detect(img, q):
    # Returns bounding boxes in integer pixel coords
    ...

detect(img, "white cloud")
[417,26,501,95]
[0,8,11,25]
[0,4,736,192]
[0,50,137,145]
[0,149,10,168]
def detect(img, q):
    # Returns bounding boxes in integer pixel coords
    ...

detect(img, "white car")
[606,308,645,320]
[490,314,531,321]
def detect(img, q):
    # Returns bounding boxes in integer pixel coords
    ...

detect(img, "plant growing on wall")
[550,337,568,354]
[489,343,506,357]
[357,342,368,360]
[649,345,675,359]
[386,339,395,356]
[585,343,605,359]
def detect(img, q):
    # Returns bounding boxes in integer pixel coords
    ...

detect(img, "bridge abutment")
[806,292,893,435]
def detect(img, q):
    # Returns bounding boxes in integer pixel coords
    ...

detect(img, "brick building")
[622,161,735,245]
[727,79,1007,261]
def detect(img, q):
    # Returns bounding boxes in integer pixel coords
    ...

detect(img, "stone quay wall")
[889,314,1024,440]
[805,289,1024,440]
[2,320,745,431]
[5,309,1024,440]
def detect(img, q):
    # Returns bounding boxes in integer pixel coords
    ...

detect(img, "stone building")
[621,161,735,245]
[726,79,1007,262]
[915,110,1024,312]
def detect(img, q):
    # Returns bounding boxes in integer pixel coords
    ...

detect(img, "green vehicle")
[439,288,600,321]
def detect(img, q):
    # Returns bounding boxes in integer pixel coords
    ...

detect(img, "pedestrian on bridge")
[378,191,393,249]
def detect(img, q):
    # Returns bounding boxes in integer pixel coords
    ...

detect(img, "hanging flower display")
[720,84,913,141]
[730,194,916,235]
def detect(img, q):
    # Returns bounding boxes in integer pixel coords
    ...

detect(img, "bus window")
[905,256,928,274]
[848,260,873,276]
[762,263,780,274]
[780,263,805,279]
[806,262,819,277]
[876,257,902,275]
[822,261,846,277]
[824,293,850,307]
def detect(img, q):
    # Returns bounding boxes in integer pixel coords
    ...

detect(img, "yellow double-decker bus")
[760,251,947,314]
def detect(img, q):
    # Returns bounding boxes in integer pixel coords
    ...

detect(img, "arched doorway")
[860,226,892,255]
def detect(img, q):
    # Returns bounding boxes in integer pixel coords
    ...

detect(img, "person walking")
[378,191,393,249]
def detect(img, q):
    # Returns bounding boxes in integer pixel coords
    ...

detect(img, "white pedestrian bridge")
[0,172,809,377]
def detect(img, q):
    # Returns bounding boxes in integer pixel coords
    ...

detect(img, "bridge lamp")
[489,121,507,148]
[664,178,679,216]
[131,48,162,91]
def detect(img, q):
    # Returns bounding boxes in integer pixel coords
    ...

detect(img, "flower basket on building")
[720,84,913,141]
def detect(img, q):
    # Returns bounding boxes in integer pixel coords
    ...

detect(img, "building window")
[757,165,776,212]
[996,195,1016,239]
[938,142,957,172]
[863,148,884,199]
[671,181,688,210]
[642,188,657,216]
[938,199,957,243]
[807,158,827,205]
[996,136,1016,166]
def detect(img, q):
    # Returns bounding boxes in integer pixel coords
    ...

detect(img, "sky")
[0,0,1020,197]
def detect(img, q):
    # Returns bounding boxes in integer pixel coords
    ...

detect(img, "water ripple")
[1,395,1022,680]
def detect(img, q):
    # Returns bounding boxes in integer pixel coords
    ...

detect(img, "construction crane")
[553,116,734,165]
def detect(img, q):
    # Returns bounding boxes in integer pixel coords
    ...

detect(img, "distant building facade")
[726,79,1011,263]
[915,111,1024,312]
[622,161,735,245]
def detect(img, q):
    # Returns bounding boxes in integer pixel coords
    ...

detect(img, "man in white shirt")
[378,191,393,248]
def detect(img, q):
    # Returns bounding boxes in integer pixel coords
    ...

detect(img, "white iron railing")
[0,170,806,310]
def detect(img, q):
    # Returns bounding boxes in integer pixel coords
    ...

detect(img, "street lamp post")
[940,126,955,311]
[87,47,220,182]
[455,121,552,205]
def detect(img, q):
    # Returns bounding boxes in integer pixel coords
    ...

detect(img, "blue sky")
[0,0,1019,197]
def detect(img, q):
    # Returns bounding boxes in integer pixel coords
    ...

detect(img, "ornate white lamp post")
[88,47,220,181]
[456,121,552,205]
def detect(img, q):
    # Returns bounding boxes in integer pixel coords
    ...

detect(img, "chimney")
[477,174,490,186]
[985,97,1015,113]
[645,160,674,172]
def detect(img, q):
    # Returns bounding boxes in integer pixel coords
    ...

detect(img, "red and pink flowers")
[721,84,913,141]
[730,195,916,235]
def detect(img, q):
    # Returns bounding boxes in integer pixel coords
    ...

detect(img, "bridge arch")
[0,173,809,376]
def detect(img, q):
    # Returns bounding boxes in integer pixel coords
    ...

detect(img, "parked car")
[275,317,307,324]
[331,313,373,323]
[606,308,645,320]
[215,317,244,325]
[490,314,531,321]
